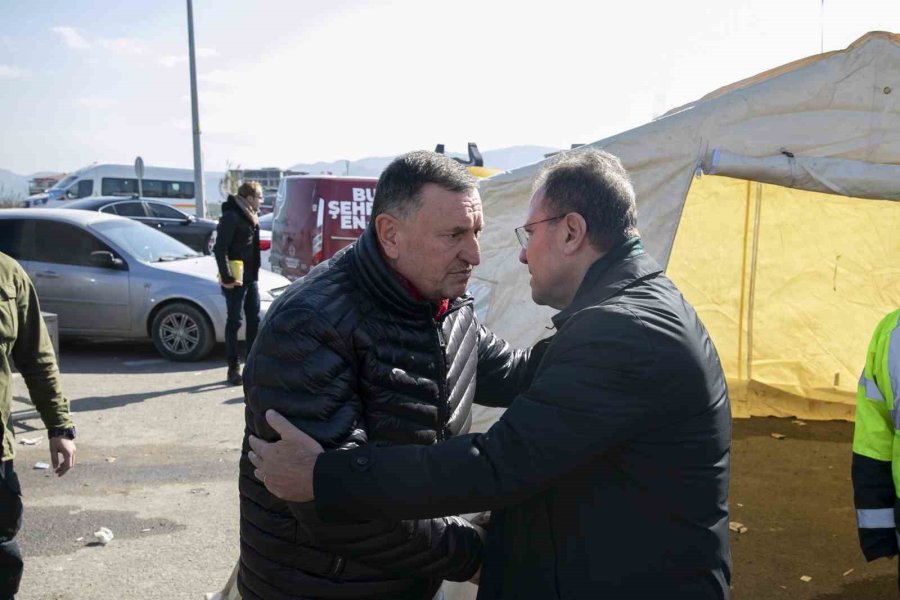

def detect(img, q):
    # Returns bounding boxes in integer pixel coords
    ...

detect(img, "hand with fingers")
[49,437,76,476]
[248,410,324,502]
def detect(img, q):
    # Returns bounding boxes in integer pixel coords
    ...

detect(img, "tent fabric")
[667,174,899,419]
[704,150,900,201]
[470,31,900,426]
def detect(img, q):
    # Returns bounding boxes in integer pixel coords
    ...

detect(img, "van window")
[141,179,163,198]
[49,175,78,191]
[76,179,94,198]
[165,181,194,199]
[102,177,139,196]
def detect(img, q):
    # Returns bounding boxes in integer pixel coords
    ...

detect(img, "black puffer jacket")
[213,195,260,284]
[238,226,533,600]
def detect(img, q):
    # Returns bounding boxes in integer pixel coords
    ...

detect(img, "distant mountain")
[289,145,560,177]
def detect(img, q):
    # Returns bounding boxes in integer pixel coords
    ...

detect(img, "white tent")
[470,31,900,425]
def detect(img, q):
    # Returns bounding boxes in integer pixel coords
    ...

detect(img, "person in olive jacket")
[214,181,262,386]
[236,152,536,600]
[250,149,733,600]
[0,252,76,598]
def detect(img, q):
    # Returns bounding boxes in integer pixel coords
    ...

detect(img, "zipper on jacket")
[329,555,346,579]
[434,320,449,441]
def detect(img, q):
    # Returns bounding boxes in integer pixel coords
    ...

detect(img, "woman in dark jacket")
[213,181,262,385]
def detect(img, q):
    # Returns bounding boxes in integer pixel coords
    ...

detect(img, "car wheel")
[151,302,215,361]
[205,232,216,255]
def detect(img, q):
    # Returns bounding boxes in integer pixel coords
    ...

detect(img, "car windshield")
[91,219,200,263]
[48,175,78,191]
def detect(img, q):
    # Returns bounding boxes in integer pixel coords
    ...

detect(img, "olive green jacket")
[0,252,72,461]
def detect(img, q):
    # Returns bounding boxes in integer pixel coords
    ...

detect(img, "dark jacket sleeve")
[246,305,483,581]
[314,306,662,521]
[473,323,538,408]
[213,211,236,284]
[11,265,71,430]
[852,453,898,560]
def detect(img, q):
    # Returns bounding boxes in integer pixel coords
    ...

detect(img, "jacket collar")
[351,225,470,321]
[551,237,662,329]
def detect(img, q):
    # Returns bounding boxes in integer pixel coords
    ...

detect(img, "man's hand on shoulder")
[49,437,76,476]
[249,410,323,502]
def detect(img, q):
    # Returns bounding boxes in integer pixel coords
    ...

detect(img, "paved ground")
[9,340,898,599]
[11,340,243,600]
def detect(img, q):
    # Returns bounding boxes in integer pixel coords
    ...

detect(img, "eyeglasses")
[514,215,565,250]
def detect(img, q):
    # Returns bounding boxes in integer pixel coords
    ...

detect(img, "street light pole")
[187,0,207,218]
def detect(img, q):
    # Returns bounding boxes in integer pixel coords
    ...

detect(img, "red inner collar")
[392,271,450,319]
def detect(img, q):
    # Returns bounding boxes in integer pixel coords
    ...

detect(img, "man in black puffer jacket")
[214,181,262,386]
[238,151,534,599]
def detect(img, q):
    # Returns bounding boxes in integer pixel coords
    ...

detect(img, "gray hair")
[372,150,477,220]
[533,149,639,250]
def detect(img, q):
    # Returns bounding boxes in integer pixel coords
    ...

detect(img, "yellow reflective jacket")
[852,309,900,561]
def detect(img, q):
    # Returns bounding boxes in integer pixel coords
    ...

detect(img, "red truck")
[270,175,378,281]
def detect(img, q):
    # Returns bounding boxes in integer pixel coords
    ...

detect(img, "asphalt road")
[9,340,898,599]
[11,339,243,600]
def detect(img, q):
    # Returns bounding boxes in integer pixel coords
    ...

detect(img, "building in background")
[226,167,307,214]
[28,173,67,195]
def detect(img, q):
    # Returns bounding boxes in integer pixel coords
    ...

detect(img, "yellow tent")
[471,31,900,424]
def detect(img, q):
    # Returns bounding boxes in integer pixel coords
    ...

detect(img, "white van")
[26,164,204,213]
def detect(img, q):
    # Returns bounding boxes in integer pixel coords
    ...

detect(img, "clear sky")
[0,0,897,174]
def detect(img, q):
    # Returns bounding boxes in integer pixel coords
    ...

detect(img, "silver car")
[0,209,290,361]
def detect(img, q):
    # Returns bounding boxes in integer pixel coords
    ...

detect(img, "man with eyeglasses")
[249,149,733,600]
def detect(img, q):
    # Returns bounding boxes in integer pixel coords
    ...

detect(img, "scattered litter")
[82,483,91,487]
[105,457,117,463]
[800,575,812,583]
[770,433,786,440]
[737,503,744,508]
[33,462,50,470]
[19,437,42,446]
[842,568,854,577]
[75,537,84,542]
[141,528,153,533]
[189,488,210,496]
[93,527,114,545]
[791,420,807,426]
[728,521,748,534]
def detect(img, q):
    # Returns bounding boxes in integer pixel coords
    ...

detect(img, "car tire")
[151,302,215,362]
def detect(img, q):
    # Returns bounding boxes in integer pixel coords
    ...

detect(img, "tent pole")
[745,182,764,382]
[736,181,752,381]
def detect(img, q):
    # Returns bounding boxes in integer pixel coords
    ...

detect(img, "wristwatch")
[48,427,77,440]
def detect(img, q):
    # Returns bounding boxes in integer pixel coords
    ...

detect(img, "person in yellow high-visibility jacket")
[852,309,900,587]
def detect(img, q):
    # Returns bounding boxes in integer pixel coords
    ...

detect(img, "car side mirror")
[185,215,196,224]
[66,190,76,199]
[90,250,126,269]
